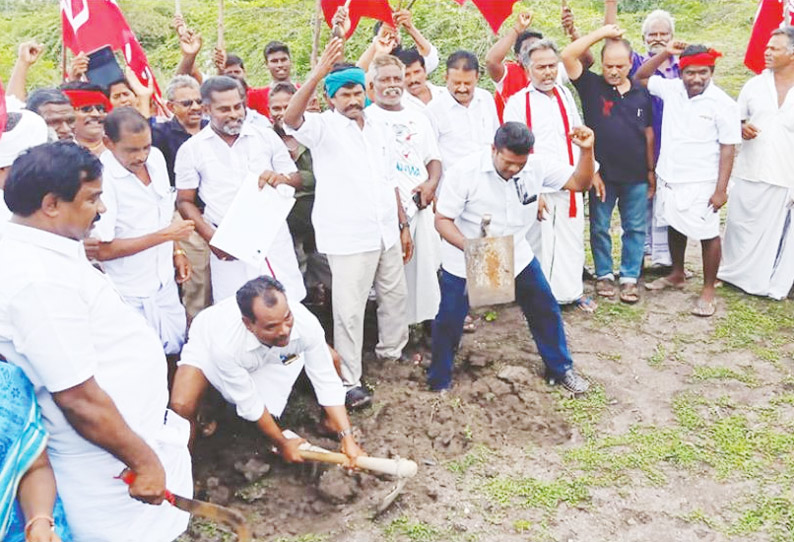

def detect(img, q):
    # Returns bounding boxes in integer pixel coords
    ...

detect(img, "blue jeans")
[428,258,573,390]
[589,181,648,282]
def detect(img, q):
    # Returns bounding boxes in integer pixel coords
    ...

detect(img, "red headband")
[63,90,113,111]
[679,49,723,70]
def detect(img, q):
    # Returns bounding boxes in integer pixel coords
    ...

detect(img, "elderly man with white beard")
[366,54,443,333]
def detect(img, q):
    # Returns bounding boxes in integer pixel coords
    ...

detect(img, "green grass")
[481,474,592,510]
[384,516,442,542]
[647,342,666,367]
[691,365,758,386]
[446,444,493,475]
[556,384,608,438]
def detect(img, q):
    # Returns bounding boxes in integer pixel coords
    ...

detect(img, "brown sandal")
[596,278,616,297]
[619,282,640,304]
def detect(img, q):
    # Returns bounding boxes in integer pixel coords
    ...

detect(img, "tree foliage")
[0,0,756,96]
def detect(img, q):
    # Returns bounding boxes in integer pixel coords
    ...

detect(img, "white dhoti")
[719,178,794,300]
[123,279,187,355]
[211,223,306,304]
[655,179,720,241]
[405,207,441,324]
[528,190,585,304]
[50,410,192,542]
[646,196,671,266]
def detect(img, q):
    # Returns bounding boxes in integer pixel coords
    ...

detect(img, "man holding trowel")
[171,275,364,465]
[429,122,595,394]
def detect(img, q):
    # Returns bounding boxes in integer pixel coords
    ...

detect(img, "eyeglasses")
[174,99,202,107]
[514,177,537,206]
[78,104,106,114]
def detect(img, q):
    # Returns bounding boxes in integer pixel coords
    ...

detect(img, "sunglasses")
[79,104,106,114]
[174,99,202,107]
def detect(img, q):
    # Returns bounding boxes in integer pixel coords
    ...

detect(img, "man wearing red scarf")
[635,43,741,317]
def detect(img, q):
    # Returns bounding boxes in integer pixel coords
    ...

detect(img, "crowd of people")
[0,1,792,540]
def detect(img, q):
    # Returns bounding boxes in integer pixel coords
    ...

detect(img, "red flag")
[469,0,520,34]
[744,0,794,73]
[321,0,395,38]
[60,0,161,100]
[0,79,7,141]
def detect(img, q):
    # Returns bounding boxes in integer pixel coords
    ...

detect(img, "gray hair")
[641,9,675,37]
[772,26,794,53]
[519,39,559,69]
[368,54,406,82]
[200,75,245,105]
[165,75,200,102]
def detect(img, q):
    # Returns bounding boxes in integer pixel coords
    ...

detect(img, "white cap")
[0,110,49,168]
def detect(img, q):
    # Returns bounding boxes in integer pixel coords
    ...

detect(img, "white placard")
[209,174,295,266]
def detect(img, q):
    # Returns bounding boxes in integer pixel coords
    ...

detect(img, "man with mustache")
[283,38,412,410]
[152,76,212,321]
[719,27,794,300]
[426,51,500,169]
[246,41,298,120]
[635,43,741,317]
[171,275,364,462]
[562,25,655,304]
[26,89,76,142]
[607,4,679,269]
[61,83,111,157]
[395,48,446,107]
[0,141,192,542]
[92,107,194,355]
[366,54,443,338]
[175,76,305,306]
[503,40,596,312]
[430,122,594,394]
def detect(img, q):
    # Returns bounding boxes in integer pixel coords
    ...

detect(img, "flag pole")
[175,0,181,15]
[405,0,417,11]
[217,0,225,51]
[310,0,322,68]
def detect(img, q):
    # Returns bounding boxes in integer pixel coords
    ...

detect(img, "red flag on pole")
[469,0,520,34]
[321,0,395,38]
[60,0,161,100]
[0,79,7,141]
[744,0,794,73]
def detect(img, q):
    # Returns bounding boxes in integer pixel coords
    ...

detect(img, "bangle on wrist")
[173,249,187,257]
[24,515,54,539]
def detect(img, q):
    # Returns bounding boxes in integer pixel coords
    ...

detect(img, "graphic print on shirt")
[601,97,615,117]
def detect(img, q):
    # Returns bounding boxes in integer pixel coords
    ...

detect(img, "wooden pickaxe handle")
[298,450,418,478]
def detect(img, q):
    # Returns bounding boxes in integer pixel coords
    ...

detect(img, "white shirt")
[366,104,442,217]
[181,296,345,421]
[174,122,296,226]
[423,44,440,75]
[648,76,741,183]
[733,70,794,190]
[503,84,583,164]
[426,87,500,170]
[286,109,399,255]
[436,147,573,278]
[0,223,170,456]
[95,148,176,298]
[495,60,570,93]
[402,82,446,110]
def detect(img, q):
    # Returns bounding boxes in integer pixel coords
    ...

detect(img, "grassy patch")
[647,343,666,367]
[481,475,591,510]
[557,384,608,438]
[592,302,646,328]
[446,444,493,475]
[691,365,758,386]
[713,290,794,362]
[384,516,442,542]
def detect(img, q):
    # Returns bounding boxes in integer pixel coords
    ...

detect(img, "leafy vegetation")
[1,0,757,98]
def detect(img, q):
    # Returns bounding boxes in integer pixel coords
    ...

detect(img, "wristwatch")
[338,427,353,439]
[399,221,409,232]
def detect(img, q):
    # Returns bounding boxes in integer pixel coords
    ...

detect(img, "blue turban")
[324,67,366,98]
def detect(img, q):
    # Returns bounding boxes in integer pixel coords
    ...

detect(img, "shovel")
[464,214,515,307]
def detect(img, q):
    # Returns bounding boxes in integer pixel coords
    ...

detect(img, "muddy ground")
[177,238,794,542]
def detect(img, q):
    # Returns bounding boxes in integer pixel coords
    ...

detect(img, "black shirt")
[572,69,653,184]
[151,117,208,186]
